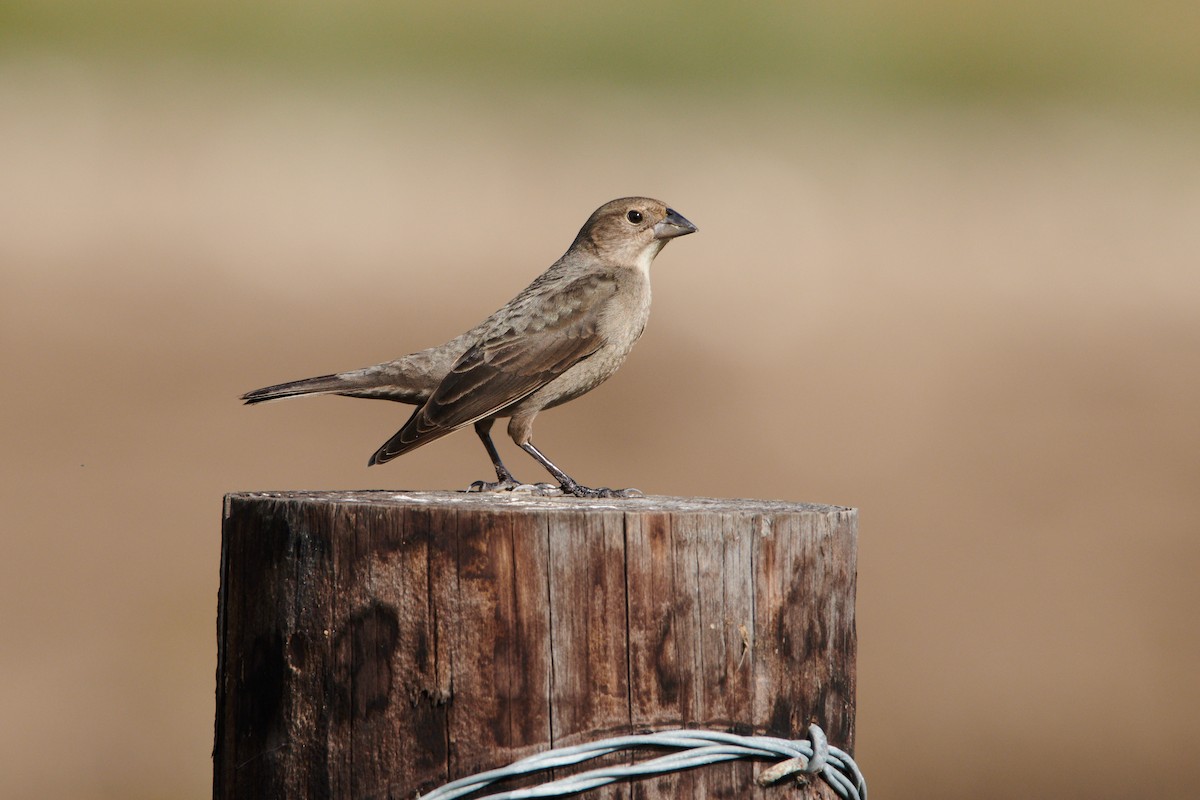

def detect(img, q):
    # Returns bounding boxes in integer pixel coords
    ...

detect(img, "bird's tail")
[242,361,437,406]
[242,373,356,404]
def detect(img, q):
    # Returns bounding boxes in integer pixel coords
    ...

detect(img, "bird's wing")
[369,273,616,464]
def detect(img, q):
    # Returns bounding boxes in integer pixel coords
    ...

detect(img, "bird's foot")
[560,482,644,499]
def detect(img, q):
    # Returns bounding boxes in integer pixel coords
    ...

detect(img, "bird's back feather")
[367,273,617,465]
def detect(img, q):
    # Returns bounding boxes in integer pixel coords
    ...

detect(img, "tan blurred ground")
[1,61,1198,799]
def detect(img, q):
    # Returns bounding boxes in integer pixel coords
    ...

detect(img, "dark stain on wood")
[330,601,401,722]
[237,629,287,750]
[652,614,680,702]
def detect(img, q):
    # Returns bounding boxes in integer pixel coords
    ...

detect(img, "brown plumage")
[243,197,697,497]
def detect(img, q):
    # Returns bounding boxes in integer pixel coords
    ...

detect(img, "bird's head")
[572,197,697,271]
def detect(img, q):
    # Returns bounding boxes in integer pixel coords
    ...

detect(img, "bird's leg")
[519,442,643,498]
[467,420,524,492]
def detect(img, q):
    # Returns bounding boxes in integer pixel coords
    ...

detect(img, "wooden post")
[214,491,857,799]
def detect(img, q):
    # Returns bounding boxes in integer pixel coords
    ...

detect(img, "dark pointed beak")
[653,208,698,240]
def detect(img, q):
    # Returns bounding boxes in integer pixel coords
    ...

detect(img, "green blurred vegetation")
[2,0,1198,104]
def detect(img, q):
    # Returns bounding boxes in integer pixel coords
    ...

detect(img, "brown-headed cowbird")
[243,197,696,497]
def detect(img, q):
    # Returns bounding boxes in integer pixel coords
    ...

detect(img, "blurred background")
[2,2,1198,798]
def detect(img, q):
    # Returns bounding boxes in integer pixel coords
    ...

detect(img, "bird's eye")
[626,210,643,224]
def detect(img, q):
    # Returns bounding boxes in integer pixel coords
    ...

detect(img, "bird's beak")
[653,208,698,240]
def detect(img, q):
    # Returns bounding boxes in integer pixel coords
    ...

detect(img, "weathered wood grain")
[214,491,857,800]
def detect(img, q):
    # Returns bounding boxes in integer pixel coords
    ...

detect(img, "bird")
[242,196,697,498]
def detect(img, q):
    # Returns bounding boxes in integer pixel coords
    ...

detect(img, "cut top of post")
[225,490,851,516]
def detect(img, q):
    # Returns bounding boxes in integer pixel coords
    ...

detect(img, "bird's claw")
[466,478,641,499]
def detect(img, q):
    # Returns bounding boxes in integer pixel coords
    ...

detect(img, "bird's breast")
[520,271,651,413]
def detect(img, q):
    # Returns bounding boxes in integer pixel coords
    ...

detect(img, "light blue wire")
[419,724,866,800]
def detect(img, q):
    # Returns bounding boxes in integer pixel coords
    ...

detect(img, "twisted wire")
[420,724,866,800]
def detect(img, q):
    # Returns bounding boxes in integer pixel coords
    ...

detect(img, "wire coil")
[420,724,866,800]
